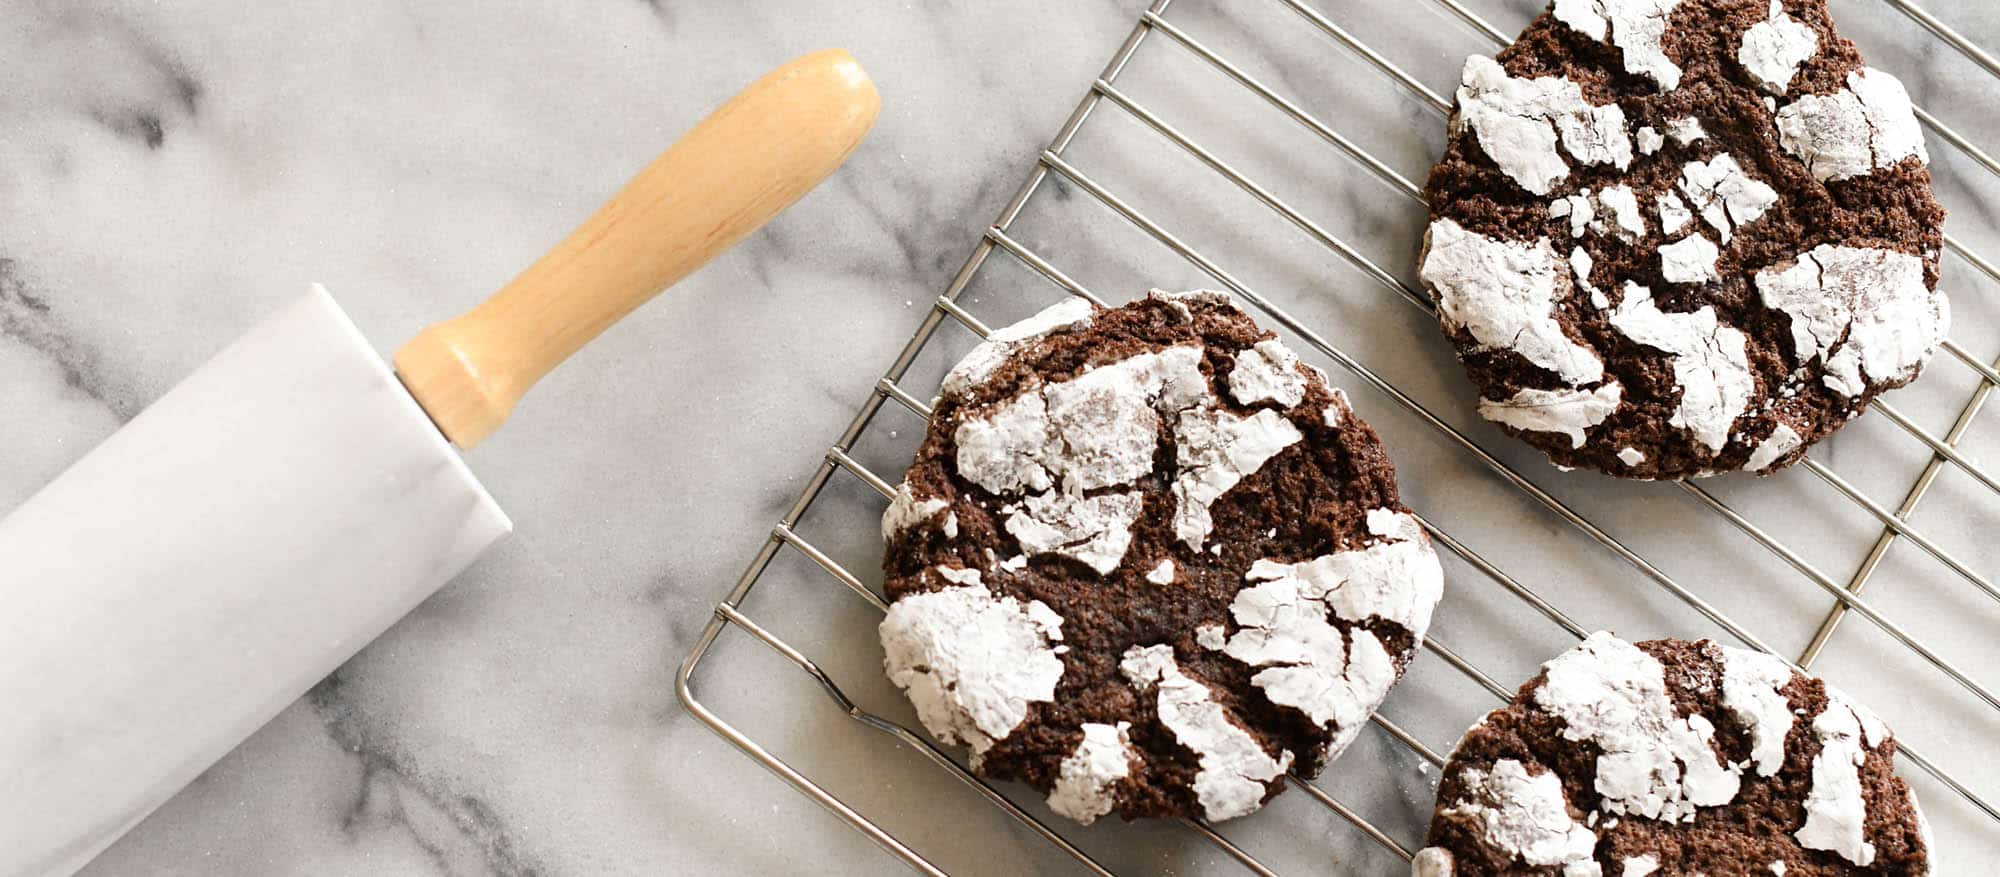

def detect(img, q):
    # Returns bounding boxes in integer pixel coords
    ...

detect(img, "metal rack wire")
[678,1,2000,873]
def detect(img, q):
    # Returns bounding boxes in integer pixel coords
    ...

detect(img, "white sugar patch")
[1610,284,1752,454]
[1755,245,1946,397]
[1678,154,1777,243]
[1622,854,1661,876]
[942,297,1094,396]
[1534,632,1741,822]
[1438,758,1599,871]
[1666,116,1706,145]
[1121,645,1294,821]
[1223,511,1442,729]
[1046,721,1134,824]
[1655,191,1692,235]
[884,480,951,541]
[1422,219,1605,386]
[1452,55,1633,195]
[1776,68,1928,182]
[1229,338,1308,408]
[1195,623,1227,651]
[1171,407,1302,551]
[1718,644,1796,777]
[1738,0,1818,95]
[957,391,1058,496]
[1004,490,1145,575]
[1043,346,1209,491]
[1796,694,1882,865]
[1745,423,1803,471]
[1553,0,1685,91]
[881,576,1066,757]
[1659,234,1719,284]
[1479,383,1623,449]
[1147,559,1176,585]
[1636,125,1664,155]
[1618,447,1645,467]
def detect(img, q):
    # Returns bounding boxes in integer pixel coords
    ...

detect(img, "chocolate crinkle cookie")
[1413,633,1932,875]
[877,291,1445,824]
[1418,0,1948,479]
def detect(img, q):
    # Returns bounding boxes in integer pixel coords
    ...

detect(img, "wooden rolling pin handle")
[394,49,880,449]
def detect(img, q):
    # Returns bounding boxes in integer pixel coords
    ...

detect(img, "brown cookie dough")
[1413,633,1931,875]
[1418,0,1948,479]
[878,292,1445,823]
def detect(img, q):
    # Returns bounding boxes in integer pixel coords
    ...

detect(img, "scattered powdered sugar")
[1534,632,1742,822]
[1795,694,1882,865]
[1422,219,1605,386]
[1120,644,1294,821]
[1617,447,1645,467]
[1776,68,1928,182]
[1738,0,1818,95]
[1678,154,1777,243]
[1229,338,1309,408]
[880,575,1067,757]
[1770,862,1787,875]
[1553,186,1644,241]
[1745,423,1804,471]
[1045,721,1135,824]
[1221,511,1442,729]
[1609,284,1753,453]
[1636,125,1664,155]
[956,392,1059,496]
[883,480,951,541]
[1004,490,1145,575]
[1666,116,1707,145]
[1451,55,1634,195]
[1659,234,1720,284]
[1171,408,1303,550]
[1042,345,1209,491]
[1717,644,1797,777]
[1147,559,1177,584]
[1754,245,1945,397]
[1195,623,1227,651]
[942,297,1095,397]
[1437,758,1600,873]
[1479,383,1624,449]
[1655,191,1692,235]
[1622,854,1660,876]
[1553,0,1685,91]
[1569,247,1598,296]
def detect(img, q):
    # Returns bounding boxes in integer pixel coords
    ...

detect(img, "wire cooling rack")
[678,0,2000,872]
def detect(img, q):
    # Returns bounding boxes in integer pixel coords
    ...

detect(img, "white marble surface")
[3,0,1999,874]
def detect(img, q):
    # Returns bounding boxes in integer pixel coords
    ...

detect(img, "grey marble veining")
[2,0,1998,874]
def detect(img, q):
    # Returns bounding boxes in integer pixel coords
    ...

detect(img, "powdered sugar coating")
[1171,407,1303,550]
[1229,338,1309,407]
[1438,758,1600,874]
[1478,384,1624,449]
[1120,645,1294,821]
[1534,632,1741,822]
[1621,854,1660,876]
[884,480,952,542]
[1617,447,1646,467]
[1609,284,1754,453]
[1745,423,1803,471]
[1221,511,1442,729]
[880,575,1067,757]
[1655,192,1692,235]
[1776,68,1927,182]
[1796,695,1879,864]
[1146,559,1177,585]
[1738,0,1818,94]
[1553,0,1685,91]
[1004,490,1145,575]
[1452,56,1634,195]
[942,298,1094,397]
[1755,245,1946,398]
[1045,721,1135,824]
[1677,154,1777,244]
[1718,644,1797,777]
[1422,219,1605,386]
[1658,234,1719,284]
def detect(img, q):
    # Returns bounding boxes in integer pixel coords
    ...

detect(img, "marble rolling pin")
[0,49,879,876]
